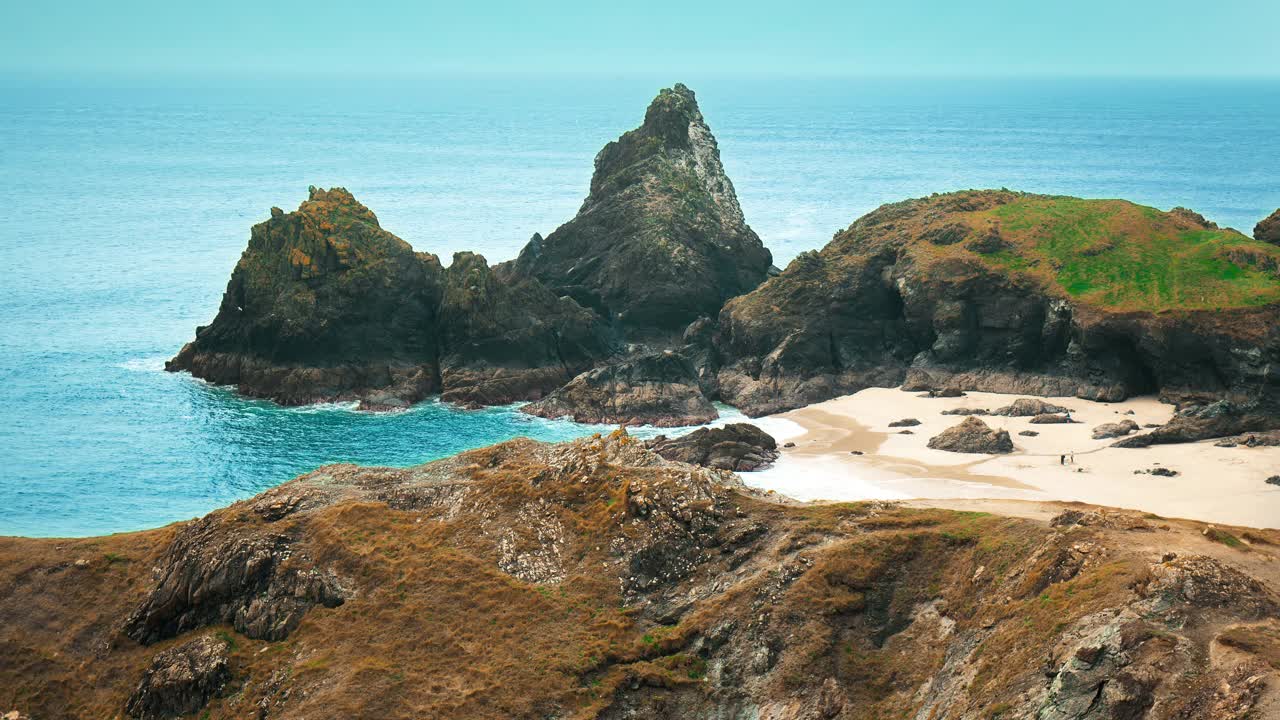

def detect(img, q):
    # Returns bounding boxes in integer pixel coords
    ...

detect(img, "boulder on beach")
[1030,413,1076,424]
[926,417,1014,454]
[888,418,921,427]
[993,398,1071,417]
[1114,399,1280,448]
[1092,419,1139,439]
[942,407,990,416]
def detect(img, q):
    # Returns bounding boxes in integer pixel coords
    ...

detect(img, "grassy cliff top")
[848,191,1280,313]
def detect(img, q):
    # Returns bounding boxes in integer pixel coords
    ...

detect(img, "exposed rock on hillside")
[513,84,772,336]
[715,191,1280,416]
[522,351,716,426]
[123,509,348,645]
[645,423,778,471]
[2,434,1279,718]
[125,636,230,720]
[1257,207,1280,245]
[927,416,1014,453]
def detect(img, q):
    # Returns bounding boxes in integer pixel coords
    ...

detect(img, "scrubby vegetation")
[2,433,1278,718]
[973,196,1280,311]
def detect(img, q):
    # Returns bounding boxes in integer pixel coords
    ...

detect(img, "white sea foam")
[116,355,169,372]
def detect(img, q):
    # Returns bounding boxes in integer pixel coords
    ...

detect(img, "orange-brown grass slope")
[2,434,1279,719]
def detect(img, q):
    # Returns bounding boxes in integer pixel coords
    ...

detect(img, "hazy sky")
[4,0,1278,80]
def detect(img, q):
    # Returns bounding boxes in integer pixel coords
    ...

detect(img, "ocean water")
[2,76,1277,537]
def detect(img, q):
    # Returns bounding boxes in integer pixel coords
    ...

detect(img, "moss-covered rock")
[167,187,442,408]
[169,189,612,409]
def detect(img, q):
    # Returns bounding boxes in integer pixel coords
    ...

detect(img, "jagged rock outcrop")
[1256,207,1280,246]
[435,252,610,407]
[166,187,442,408]
[513,84,772,337]
[1115,398,1280,448]
[168,189,611,409]
[125,636,230,720]
[645,423,779,471]
[927,416,1014,453]
[122,511,347,645]
[522,350,716,426]
[714,191,1280,416]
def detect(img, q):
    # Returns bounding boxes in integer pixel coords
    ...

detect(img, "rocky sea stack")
[168,188,610,409]
[167,187,443,407]
[513,83,773,337]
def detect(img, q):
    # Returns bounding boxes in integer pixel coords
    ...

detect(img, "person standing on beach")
[1060,454,1065,465]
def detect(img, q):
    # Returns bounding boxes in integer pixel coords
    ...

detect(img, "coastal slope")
[2,432,1279,719]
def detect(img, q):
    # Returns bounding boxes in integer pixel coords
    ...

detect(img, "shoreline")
[743,386,1280,529]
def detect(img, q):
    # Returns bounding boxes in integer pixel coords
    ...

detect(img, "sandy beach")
[742,387,1280,528]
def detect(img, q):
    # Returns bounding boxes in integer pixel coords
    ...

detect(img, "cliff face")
[714,190,1280,416]
[513,84,773,337]
[167,187,443,407]
[3,432,1278,719]
[435,252,610,407]
[168,190,611,409]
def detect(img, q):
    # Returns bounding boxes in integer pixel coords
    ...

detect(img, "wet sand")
[742,387,1280,529]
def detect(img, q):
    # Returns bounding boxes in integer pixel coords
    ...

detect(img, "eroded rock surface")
[2,434,1280,719]
[927,416,1014,454]
[1115,398,1280,447]
[714,191,1280,416]
[646,423,779,471]
[125,636,229,720]
[1256,207,1280,246]
[513,84,772,337]
[523,351,716,426]
[1092,419,1140,439]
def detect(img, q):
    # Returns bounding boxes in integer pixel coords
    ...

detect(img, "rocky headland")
[712,191,1280,426]
[170,86,1280,440]
[4,431,1279,719]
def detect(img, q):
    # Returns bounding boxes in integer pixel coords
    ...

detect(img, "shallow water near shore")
[2,76,1278,536]
[3,355,752,537]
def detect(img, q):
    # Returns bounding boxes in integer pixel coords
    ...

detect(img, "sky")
[2,0,1278,81]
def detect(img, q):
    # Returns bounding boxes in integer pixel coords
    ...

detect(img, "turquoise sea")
[2,76,1278,536]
